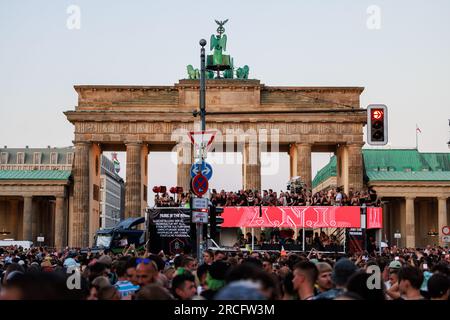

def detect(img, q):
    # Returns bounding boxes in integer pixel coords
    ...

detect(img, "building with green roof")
[0,146,125,247]
[313,149,450,248]
[0,147,74,247]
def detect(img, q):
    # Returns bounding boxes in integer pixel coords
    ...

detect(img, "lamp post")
[194,39,207,265]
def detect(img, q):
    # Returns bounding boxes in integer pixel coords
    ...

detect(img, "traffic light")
[209,205,224,243]
[367,104,388,145]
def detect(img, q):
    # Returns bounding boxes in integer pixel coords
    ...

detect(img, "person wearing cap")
[314,258,357,300]
[315,262,333,294]
[385,260,402,299]
[386,260,401,289]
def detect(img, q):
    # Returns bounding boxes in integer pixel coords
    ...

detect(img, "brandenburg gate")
[65,20,367,247]
[65,79,366,247]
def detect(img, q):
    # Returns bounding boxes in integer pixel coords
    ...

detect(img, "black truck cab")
[93,217,146,253]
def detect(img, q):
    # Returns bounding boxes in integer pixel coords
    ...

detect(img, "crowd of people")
[210,187,380,207]
[234,230,343,252]
[154,187,381,208]
[1,243,449,300]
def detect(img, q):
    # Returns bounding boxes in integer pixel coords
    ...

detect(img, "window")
[0,152,7,164]
[93,184,100,201]
[17,152,24,164]
[66,152,74,165]
[50,152,58,165]
[33,152,42,164]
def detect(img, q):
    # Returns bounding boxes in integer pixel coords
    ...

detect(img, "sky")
[1,1,449,205]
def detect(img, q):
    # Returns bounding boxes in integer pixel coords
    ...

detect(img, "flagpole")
[415,124,418,150]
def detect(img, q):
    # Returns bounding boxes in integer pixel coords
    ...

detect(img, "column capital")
[437,196,448,201]
[347,143,365,148]
[125,141,143,146]
[73,141,91,146]
[405,196,416,201]
[293,142,312,147]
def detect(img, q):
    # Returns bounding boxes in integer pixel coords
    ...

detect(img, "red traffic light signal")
[371,109,384,121]
[367,105,388,145]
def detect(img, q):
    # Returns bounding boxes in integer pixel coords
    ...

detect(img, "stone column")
[9,200,19,240]
[141,144,149,214]
[242,142,261,191]
[296,144,312,191]
[177,143,193,194]
[31,198,38,241]
[289,144,298,178]
[346,143,364,194]
[405,197,416,248]
[48,200,55,247]
[54,196,66,249]
[22,196,33,241]
[72,142,90,248]
[438,197,448,246]
[125,142,142,218]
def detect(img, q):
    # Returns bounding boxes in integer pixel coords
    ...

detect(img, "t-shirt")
[115,280,139,300]
[313,288,343,300]
[239,194,247,206]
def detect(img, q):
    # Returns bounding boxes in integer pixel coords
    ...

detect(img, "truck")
[0,240,34,249]
[92,217,146,253]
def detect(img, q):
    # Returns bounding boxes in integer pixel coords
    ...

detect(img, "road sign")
[442,226,450,236]
[192,210,209,223]
[442,235,450,243]
[193,197,209,209]
[189,131,216,160]
[191,173,209,197]
[190,161,213,180]
[37,236,45,242]
[394,233,401,239]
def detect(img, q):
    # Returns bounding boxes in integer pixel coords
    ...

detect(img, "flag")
[416,125,422,133]
[111,152,120,173]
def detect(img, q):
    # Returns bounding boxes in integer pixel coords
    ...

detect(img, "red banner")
[222,206,362,228]
[366,207,383,229]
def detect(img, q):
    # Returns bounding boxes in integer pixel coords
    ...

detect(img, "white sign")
[37,236,45,242]
[442,235,450,243]
[394,233,401,239]
[192,197,208,209]
[442,226,450,236]
[192,211,208,223]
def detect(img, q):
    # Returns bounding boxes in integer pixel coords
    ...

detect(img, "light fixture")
[1,228,11,236]
[427,229,438,237]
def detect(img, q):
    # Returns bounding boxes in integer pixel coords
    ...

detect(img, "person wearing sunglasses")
[136,258,159,287]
